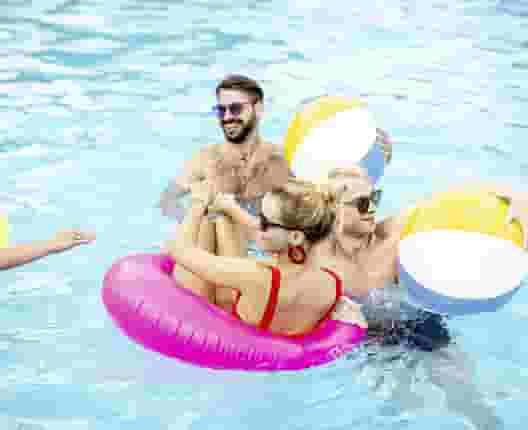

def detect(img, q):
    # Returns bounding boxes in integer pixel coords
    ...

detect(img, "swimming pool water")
[2,1,528,429]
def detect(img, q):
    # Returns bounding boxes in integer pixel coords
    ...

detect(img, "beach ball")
[283,96,385,184]
[0,215,8,248]
[398,190,527,316]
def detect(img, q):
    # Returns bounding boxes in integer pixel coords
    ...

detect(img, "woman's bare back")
[235,265,341,335]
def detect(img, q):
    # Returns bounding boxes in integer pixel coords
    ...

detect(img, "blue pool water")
[2,1,528,429]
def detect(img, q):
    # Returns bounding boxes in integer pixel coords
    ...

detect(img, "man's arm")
[158,148,210,217]
[376,181,528,243]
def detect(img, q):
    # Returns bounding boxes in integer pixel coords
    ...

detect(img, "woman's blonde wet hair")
[269,178,336,243]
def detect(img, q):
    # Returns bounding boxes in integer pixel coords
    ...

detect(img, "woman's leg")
[172,215,217,303]
[213,215,248,311]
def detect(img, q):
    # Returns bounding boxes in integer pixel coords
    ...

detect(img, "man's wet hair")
[216,74,264,102]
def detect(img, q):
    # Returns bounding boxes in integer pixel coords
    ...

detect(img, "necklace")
[240,137,261,163]
[239,140,259,164]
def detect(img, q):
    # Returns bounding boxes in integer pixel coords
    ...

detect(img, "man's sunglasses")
[212,102,254,119]
[341,189,382,214]
[258,212,297,232]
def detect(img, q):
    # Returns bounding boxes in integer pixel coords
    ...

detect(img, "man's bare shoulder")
[375,206,414,240]
[196,144,220,159]
[259,142,287,163]
[263,141,285,154]
[184,144,223,166]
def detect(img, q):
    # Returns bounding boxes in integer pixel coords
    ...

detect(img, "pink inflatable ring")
[102,253,366,371]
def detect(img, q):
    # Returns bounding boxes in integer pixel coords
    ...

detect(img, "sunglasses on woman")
[258,212,297,232]
[341,189,382,214]
[212,101,254,119]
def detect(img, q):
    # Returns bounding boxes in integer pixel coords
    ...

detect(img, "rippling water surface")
[2,1,528,429]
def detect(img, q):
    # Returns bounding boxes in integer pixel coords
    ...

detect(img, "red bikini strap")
[318,267,343,324]
[258,266,281,330]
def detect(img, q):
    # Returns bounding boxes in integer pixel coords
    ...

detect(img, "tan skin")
[314,175,528,299]
[205,177,400,303]
[159,89,289,202]
[209,168,528,300]
[166,184,367,335]
[313,178,401,297]
[160,88,290,309]
[210,175,401,298]
[0,230,96,270]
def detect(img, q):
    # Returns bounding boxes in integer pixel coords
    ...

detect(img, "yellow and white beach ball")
[0,215,8,248]
[398,190,527,316]
[283,96,385,184]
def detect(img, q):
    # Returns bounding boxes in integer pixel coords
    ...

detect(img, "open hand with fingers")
[47,230,96,253]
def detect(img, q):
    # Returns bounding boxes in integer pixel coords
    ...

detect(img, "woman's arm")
[209,194,259,239]
[167,183,271,292]
[166,181,215,247]
[158,149,210,217]
[0,230,95,270]
[1,241,57,270]
[166,238,271,294]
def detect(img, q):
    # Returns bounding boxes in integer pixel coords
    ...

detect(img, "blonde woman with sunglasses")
[165,179,367,336]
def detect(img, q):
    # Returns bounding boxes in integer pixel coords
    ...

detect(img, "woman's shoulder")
[291,265,344,293]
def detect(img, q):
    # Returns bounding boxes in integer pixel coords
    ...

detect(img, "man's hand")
[331,296,368,328]
[494,191,528,249]
[377,128,393,164]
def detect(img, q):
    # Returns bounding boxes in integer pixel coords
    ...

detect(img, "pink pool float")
[102,253,366,371]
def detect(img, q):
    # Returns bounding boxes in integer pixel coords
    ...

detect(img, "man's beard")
[222,115,257,144]
[337,214,375,236]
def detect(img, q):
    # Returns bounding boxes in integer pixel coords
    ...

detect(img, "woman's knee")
[215,216,246,257]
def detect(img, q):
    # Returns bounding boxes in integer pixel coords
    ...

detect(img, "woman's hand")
[190,181,214,207]
[331,296,368,328]
[209,192,237,214]
[47,230,96,253]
